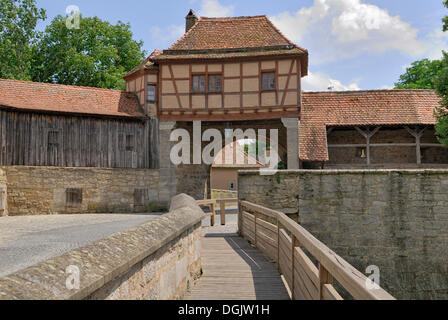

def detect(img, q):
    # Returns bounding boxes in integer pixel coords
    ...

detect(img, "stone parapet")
[0,194,204,300]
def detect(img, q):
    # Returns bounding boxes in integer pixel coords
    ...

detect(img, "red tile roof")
[300,90,441,162]
[152,15,308,75]
[168,15,299,51]
[124,50,161,78]
[0,79,145,119]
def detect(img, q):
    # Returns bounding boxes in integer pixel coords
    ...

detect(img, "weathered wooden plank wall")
[0,109,157,169]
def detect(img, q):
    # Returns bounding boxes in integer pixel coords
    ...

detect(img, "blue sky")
[35,0,448,91]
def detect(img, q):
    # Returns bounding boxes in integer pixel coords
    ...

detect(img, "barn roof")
[300,90,441,162]
[0,79,145,119]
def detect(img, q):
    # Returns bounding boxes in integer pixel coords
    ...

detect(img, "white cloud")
[150,24,184,46]
[424,29,448,60]
[271,0,425,64]
[303,72,361,91]
[199,0,235,17]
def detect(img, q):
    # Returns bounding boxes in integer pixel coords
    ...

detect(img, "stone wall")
[0,194,203,300]
[1,166,161,216]
[175,164,210,200]
[238,170,448,300]
[0,169,6,216]
[238,171,300,221]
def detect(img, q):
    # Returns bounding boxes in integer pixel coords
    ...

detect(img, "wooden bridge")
[186,200,395,300]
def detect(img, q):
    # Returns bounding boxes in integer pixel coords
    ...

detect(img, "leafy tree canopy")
[0,0,46,80]
[395,59,444,89]
[434,53,448,146]
[435,1,448,147]
[32,15,146,90]
[443,0,448,31]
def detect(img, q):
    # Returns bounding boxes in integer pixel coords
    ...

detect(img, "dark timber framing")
[327,125,444,167]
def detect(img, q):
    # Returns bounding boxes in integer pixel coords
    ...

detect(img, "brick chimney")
[186,9,198,33]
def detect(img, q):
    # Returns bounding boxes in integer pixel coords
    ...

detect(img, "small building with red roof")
[300,90,447,168]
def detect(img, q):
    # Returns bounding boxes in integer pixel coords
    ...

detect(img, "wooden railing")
[239,201,395,300]
[211,189,238,201]
[198,198,238,226]
[196,200,217,226]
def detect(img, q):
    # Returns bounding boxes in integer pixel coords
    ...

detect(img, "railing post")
[319,264,334,300]
[210,202,215,227]
[291,235,298,300]
[220,200,226,226]
[238,201,242,236]
[277,219,281,271]
[254,211,258,248]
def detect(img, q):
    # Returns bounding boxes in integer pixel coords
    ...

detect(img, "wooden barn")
[0,79,158,169]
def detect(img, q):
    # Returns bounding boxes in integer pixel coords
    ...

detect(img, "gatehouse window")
[262,72,275,90]
[209,75,222,93]
[147,84,156,103]
[192,75,206,93]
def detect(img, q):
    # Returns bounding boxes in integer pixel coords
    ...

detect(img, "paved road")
[202,214,238,236]
[0,213,162,278]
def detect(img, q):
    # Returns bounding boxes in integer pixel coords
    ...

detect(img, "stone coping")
[238,169,448,175]
[0,194,204,300]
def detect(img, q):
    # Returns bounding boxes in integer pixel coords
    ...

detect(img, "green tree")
[435,1,448,147]
[32,15,146,90]
[0,0,46,80]
[443,0,448,31]
[243,140,270,155]
[435,53,448,147]
[394,59,444,89]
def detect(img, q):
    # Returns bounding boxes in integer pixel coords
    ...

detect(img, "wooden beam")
[168,64,182,109]
[291,235,298,300]
[328,143,443,148]
[405,126,427,165]
[275,60,279,107]
[277,220,282,271]
[220,200,226,226]
[280,60,295,107]
[319,264,334,300]
[254,211,258,247]
[240,63,243,108]
[355,126,381,166]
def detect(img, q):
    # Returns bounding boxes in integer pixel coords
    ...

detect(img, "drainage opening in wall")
[134,188,149,212]
[66,188,83,207]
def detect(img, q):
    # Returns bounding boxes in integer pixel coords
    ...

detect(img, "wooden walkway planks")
[185,235,290,300]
